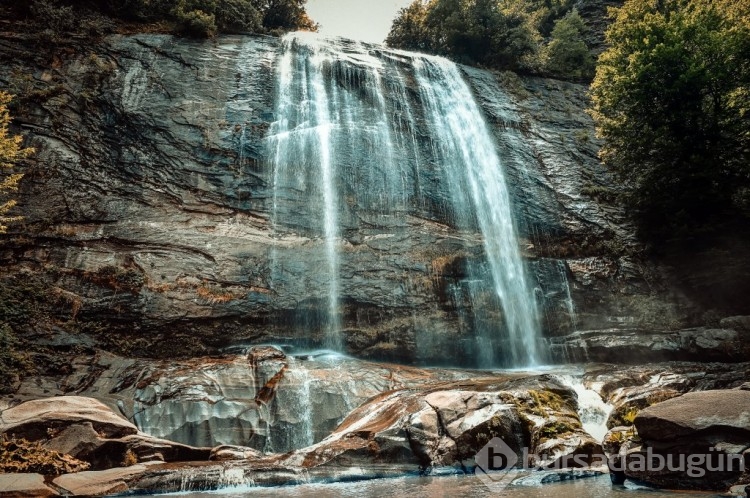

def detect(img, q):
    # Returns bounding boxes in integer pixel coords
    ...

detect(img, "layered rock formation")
[0,396,210,472]
[0,31,702,367]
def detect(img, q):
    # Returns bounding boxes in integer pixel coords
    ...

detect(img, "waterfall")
[411,57,541,366]
[557,260,578,332]
[267,33,542,367]
[268,34,342,350]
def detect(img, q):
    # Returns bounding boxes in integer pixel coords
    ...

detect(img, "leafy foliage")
[384,0,431,52]
[0,92,32,234]
[543,9,594,81]
[386,0,590,78]
[590,0,750,242]
[2,0,317,38]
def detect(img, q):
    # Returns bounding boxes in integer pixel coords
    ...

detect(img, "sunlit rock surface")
[4,346,477,451]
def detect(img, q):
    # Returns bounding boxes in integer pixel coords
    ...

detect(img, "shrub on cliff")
[0,92,32,235]
[543,9,594,81]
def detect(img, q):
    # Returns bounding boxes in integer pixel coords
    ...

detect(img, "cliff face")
[0,33,694,365]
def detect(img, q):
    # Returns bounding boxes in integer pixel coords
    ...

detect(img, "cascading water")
[269,36,342,350]
[412,57,542,366]
[557,374,613,441]
[267,33,543,367]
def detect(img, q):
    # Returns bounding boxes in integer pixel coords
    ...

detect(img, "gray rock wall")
[0,33,691,365]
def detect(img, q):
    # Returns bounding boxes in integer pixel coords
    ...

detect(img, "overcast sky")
[306,0,415,44]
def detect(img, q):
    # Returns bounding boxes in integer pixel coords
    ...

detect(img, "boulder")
[635,390,750,450]
[209,445,263,461]
[0,397,137,441]
[0,473,59,497]
[278,377,603,472]
[42,422,102,458]
[623,390,750,490]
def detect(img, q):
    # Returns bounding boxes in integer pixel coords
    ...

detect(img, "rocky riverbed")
[1,346,749,496]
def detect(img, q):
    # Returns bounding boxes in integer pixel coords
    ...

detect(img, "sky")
[305,0,415,44]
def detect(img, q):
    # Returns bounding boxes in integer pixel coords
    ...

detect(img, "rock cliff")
[0,32,701,366]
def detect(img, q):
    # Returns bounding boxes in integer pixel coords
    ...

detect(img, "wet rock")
[0,397,137,441]
[728,484,750,496]
[582,362,750,429]
[0,32,686,365]
[549,327,748,363]
[278,376,603,472]
[88,434,211,469]
[42,422,102,460]
[209,445,263,461]
[721,316,750,333]
[601,426,635,456]
[0,396,210,472]
[510,466,606,485]
[0,473,59,497]
[6,348,478,453]
[635,390,750,450]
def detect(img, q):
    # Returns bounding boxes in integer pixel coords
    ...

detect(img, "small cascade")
[557,260,578,332]
[179,467,250,493]
[557,375,613,441]
[236,122,247,168]
[281,359,316,449]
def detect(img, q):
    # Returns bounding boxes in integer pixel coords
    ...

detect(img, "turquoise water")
[175,473,727,497]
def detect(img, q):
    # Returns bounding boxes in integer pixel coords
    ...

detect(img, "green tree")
[385,0,432,50]
[387,0,540,72]
[6,0,317,38]
[0,92,32,234]
[543,9,594,80]
[258,0,317,31]
[590,0,750,241]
